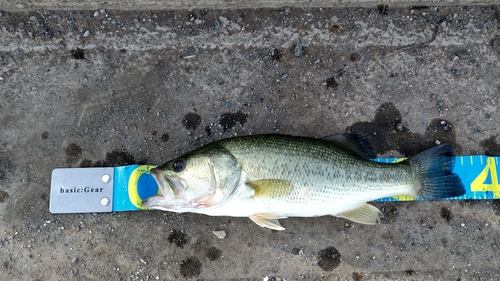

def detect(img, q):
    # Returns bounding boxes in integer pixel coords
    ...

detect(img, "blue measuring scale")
[111,156,500,212]
[49,156,500,213]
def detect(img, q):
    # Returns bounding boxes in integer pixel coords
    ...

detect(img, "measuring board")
[49,156,500,213]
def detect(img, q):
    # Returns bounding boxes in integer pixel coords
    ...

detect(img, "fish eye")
[172,159,186,172]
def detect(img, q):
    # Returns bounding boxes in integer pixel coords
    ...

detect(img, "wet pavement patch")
[316,246,342,271]
[0,190,9,203]
[492,200,500,216]
[65,143,83,165]
[479,136,500,156]
[179,256,202,278]
[405,269,415,276]
[378,203,400,224]
[79,159,93,168]
[269,48,283,62]
[350,52,361,62]
[346,102,460,156]
[377,4,389,15]
[204,125,213,137]
[160,133,169,143]
[0,158,15,181]
[183,112,202,130]
[168,229,189,248]
[104,150,137,166]
[205,246,222,261]
[325,76,338,89]
[352,272,363,281]
[71,48,85,59]
[79,150,140,167]
[219,111,248,131]
[440,207,452,222]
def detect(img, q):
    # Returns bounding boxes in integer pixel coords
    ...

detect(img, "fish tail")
[409,144,465,199]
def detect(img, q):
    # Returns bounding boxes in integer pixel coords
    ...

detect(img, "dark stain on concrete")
[479,136,500,156]
[317,246,342,271]
[205,246,222,261]
[65,143,83,165]
[0,190,9,203]
[491,200,500,216]
[459,200,481,207]
[179,256,202,278]
[352,272,363,281]
[331,24,341,33]
[350,53,361,62]
[405,269,415,276]
[0,158,15,181]
[79,150,141,167]
[160,133,170,143]
[104,150,137,166]
[79,159,93,168]
[346,102,461,156]
[93,160,106,167]
[377,203,400,224]
[441,237,448,247]
[71,48,85,60]
[269,48,283,62]
[377,4,389,15]
[440,207,452,222]
[183,112,202,130]
[41,131,49,139]
[219,111,248,131]
[168,230,189,248]
[204,125,213,137]
[325,76,338,89]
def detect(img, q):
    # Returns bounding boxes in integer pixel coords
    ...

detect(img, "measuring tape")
[49,156,500,214]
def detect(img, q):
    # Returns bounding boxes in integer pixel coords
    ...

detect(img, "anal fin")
[337,203,381,225]
[249,212,288,230]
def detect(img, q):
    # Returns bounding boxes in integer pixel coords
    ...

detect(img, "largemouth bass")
[142,134,465,230]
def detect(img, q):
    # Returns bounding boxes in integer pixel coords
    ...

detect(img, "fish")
[142,134,465,230]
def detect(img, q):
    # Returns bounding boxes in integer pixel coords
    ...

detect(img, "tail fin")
[410,144,465,199]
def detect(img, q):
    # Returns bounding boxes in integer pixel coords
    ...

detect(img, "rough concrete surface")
[1,5,500,281]
[2,0,500,11]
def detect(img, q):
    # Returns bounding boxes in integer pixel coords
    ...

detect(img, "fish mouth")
[144,168,192,211]
[150,168,185,200]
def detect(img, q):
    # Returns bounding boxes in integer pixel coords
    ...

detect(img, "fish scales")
[218,135,417,204]
[143,134,465,230]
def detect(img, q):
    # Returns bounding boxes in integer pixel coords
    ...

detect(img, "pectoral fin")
[337,203,382,224]
[247,179,292,198]
[249,213,288,230]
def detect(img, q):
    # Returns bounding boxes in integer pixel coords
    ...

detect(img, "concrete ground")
[1,4,500,281]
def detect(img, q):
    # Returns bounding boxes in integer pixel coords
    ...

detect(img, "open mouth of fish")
[150,168,184,199]
[148,167,225,209]
[145,168,194,210]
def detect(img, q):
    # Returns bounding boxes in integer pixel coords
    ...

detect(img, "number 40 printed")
[470,157,500,198]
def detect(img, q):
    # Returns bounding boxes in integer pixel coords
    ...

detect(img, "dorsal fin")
[322,133,374,159]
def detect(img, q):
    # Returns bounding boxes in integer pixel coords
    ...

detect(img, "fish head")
[145,145,241,211]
